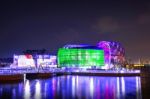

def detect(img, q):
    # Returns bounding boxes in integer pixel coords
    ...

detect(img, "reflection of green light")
[58,48,105,67]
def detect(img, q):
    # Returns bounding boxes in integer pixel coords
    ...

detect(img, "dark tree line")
[23,49,47,55]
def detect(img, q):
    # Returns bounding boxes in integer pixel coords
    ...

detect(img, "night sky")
[0,1,150,62]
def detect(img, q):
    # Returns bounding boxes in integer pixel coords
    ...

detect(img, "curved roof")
[63,44,103,50]
[97,41,125,56]
[63,44,90,48]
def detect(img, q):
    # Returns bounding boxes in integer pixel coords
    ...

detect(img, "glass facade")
[13,55,35,68]
[12,54,57,68]
[58,48,105,68]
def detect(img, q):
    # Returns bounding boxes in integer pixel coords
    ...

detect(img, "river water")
[0,76,142,99]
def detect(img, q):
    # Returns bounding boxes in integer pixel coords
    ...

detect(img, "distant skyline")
[0,1,150,62]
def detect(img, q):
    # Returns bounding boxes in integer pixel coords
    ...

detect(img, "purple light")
[98,41,111,69]
[97,41,125,69]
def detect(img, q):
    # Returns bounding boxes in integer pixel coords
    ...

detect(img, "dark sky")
[0,1,150,62]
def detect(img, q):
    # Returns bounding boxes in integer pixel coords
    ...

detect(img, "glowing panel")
[57,48,105,68]
[13,55,35,67]
[37,55,57,67]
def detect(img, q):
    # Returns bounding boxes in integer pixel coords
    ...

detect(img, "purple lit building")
[97,41,125,69]
[58,41,125,69]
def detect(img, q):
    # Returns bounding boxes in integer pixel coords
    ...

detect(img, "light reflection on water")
[24,80,30,99]
[0,76,142,99]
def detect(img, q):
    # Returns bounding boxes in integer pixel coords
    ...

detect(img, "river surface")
[0,76,142,99]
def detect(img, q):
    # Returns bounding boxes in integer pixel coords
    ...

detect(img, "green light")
[58,48,104,68]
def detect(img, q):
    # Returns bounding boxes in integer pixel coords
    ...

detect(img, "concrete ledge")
[55,72,140,76]
[26,73,53,79]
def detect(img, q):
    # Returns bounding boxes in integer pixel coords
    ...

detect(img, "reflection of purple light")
[12,89,16,98]
[24,80,31,99]
[136,77,142,99]
[90,78,94,98]
[121,77,125,98]
[117,77,120,99]
[72,76,75,97]
[44,83,48,98]
[34,80,41,99]
[52,79,56,98]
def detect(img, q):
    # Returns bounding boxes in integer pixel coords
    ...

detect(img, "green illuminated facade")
[57,48,105,68]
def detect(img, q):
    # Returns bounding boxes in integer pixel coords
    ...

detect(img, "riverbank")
[0,74,23,83]
[0,69,141,82]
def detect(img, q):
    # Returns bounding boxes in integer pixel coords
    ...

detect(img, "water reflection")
[24,80,30,99]
[121,77,125,99]
[34,80,41,99]
[0,76,142,99]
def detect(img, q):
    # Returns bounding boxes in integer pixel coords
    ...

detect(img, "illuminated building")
[97,41,125,69]
[58,45,105,69]
[13,55,35,68]
[58,41,125,69]
[12,41,125,69]
[36,55,57,68]
[12,54,57,68]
